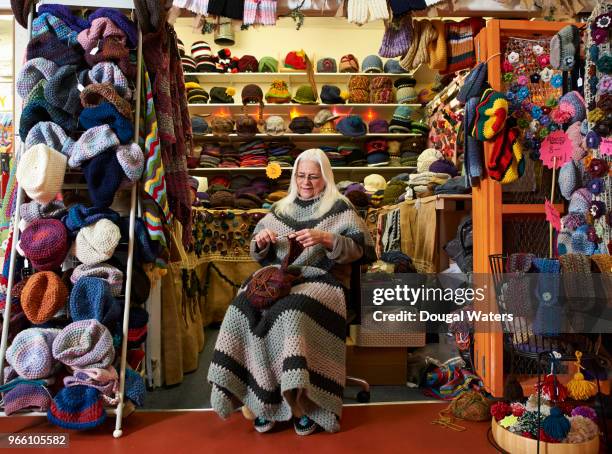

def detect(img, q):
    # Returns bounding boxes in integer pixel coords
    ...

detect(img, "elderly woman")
[207,148,375,435]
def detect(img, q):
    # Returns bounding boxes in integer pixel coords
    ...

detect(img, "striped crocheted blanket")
[208,196,375,432]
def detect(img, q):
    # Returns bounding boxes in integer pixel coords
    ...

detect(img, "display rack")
[0,1,143,438]
[185,71,419,84]
[193,133,421,140]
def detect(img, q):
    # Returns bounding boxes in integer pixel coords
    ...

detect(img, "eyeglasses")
[296,174,321,182]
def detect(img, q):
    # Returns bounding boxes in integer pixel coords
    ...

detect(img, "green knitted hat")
[265,80,291,104]
[383,180,407,205]
[291,85,318,104]
[258,56,278,73]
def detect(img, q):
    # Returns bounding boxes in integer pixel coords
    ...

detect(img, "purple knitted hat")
[67,125,120,168]
[368,119,389,133]
[88,8,138,48]
[81,151,124,208]
[71,264,123,297]
[20,200,67,224]
[2,384,51,416]
[6,328,61,379]
[568,188,592,214]
[20,219,69,271]
[379,16,413,58]
[52,319,114,369]
[25,33,84,66]
[77,17,128,53]
[38,4,89,32]
[429,159,459,177]
[25,121,74,156]
[116,143,145,182]
[16,58,58,99]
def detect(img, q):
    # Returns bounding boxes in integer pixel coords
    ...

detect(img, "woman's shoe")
[293,415,317,436]
[253,417,275,433]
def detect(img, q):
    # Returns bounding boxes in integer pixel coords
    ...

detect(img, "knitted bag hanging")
[245,237,304,310]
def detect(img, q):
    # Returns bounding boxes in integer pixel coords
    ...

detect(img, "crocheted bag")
[246,237,304,310]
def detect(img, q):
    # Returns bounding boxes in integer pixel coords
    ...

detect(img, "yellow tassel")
[340,90,349,100]
[225,87,236,97]
[567,351,597,400]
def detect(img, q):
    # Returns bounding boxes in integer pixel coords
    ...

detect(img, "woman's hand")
[254,228,277,250]
[291,229,334,249]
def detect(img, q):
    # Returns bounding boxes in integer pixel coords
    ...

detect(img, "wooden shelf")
[193,133,421,141]
[185,71,418,84]
[501,203,565,215]
[189,166,416,174]
[188,103,421,109]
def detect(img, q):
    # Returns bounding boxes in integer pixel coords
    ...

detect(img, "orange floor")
[0,402,498,453]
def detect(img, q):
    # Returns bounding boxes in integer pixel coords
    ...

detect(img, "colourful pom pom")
[491,401,512,421]
[537,375,568,402]
[511,402,526,417]
[225,87,236,97]
[500,414,519,428]
[340,90,349,101]
[571,406,598,421]
[542,407,571,440]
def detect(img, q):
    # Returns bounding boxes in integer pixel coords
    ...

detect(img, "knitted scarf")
[208,197,375,433]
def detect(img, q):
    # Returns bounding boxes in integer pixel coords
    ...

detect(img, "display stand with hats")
[1,3,147,438]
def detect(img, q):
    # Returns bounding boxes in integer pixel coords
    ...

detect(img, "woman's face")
[296,160,325,199]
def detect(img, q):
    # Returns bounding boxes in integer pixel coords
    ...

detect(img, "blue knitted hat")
[47,385,106,430]
[320,85,346,104]
[67,125,120,169]
[44,65,83,116]
[337,115,367,137]
[62,204,121,238]
[457,62,488,104]
[362,55,383,73]
[69,277,122,331]
[557,230,573,255]
[383,59,407,74]
[464,96,483,185]
[119,218,157,263]
[79,102,134,144]
[25,33,84,67]
[389,105,414,133]
[125,368,145,407]
[19,97,76,142]
[367,151,390,166]
[191,116,209,135]
[558,161,580,200]
[81,151,124,208]
[571,225,597,255]
[37,4,89,32]
[32,13,79,46]
[25,121,75,156]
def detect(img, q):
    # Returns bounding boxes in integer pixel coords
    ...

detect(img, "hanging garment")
[243,0,277,26]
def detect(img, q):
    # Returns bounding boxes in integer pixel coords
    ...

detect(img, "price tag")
[90,47,99,55]
[600,137,612,156]
[545,199,561,232]
[77,83,85,92]
[540,130,572,169]
[265,162,282,180]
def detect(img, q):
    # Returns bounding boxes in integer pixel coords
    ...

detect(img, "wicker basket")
[491,418,599,454]
[350,325,425,347]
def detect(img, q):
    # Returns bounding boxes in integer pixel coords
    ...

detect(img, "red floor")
[0,402,498,453]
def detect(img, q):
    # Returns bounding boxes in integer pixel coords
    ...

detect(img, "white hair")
[273,148,351,218]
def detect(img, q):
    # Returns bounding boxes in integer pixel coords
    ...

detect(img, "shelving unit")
[185,71,418,84]
[189,166,416,174]
[193,133,421,141]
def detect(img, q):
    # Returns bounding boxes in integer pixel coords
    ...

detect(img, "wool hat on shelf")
[236,115,260,138]
[242,84,264,105]
[25,121,74,156]
[555,91,586,124]
[289,116,315,134]
[395,77,417,104]
[52,319,114,368]
[79,102,134,144]
[16,57,59,99]
[116,143,145,182]
[558,161,580,200]
[210,116,235,136]
[317,57,337,73]
[369,119,389,133]
[25,33,83,67]
[320,85,347,104]
[71,264,123,297]
[181,55,196,73]
[69,277,122,330]
[44,64,83,116]
[430,159,458,177]
[264,116,286,135]
[337,115,367,137]
[457,62,488,104]
[314,109,340,127]
[19,92,77,142]
[209,86,235,104]
[83,37,134,80]
[67,125,120,168]
[427,20,447,71]
[383,59,408,74]
[47,385,106,430]
[20,219,69,271]
[348,75,370,104]
[472,89,508,141]
[238,55,258,72]
[265,80,291,104]
[417,148,443,173]
[62,204,121,238]
[20,271,68,324]
[340,54,359,73]
[389,105,414,133]
[441,18,485,74]
[185,82,209,104]
[20,200,67,226]
[258,56,278,72]
[366,139,388,155]
[284,51,307,70]
[6,328,60,379]
[363,174,387,192]
[191,116,209,135]
[88,7,138,48]
[292,85,318,104]
[362,55,383,73]
[74,219,121,265]
[81,151,124,208]
[16,144,67,204]
[191,41,212,61]
[379,15,413,58]
[319,120,337,133]
[370,76,394,104]
[37,4,88,32]
[2,383,51,416]
[80,83,132,119]
[550,24,579,71]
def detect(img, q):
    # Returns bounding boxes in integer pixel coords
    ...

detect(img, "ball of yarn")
[450,390,492,421]
[526,393,552,415]
[491,401,512,421]
[565,415,599,443]
[542,407,571,440]
[571,406,597,422]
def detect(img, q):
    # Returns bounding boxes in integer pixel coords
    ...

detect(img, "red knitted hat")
[20,219,69,271]
[284,51,307,70]
[488,126,518,181]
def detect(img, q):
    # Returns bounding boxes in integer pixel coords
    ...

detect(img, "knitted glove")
[368,0,389,21]
[347,0,369,25]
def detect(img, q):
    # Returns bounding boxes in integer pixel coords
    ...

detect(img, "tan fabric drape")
[398,198,438,273]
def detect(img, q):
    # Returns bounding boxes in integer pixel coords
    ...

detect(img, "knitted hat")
[191,116,209,135]
[314,109,340,127]
[47,385,106,430]
[20,200,67,225]
[83,37,134,80]
[389,106,414,133]
[369,119,389,133]
[80,83,132,119]
[181,56,196,73]
[292,85,318,104]
[559,161,580,200]
[186,82,209,104]
[16,58,58,99]
[289,116,315,134]
[2,384,51,416]
[209,87,235,104]
[16,144,67,204]
[236,115,259,137]
[427,20,447,71]
[191,41,212,61]
[67,125,120,168]
[71,264,123,297]
[88,8,138,48]
[6,328,60,379]
[383,180,408,205]
[74,219,121,265]
[25,33,83,66]
[264,116,286,135]
[395,77,418,104]
[488,126,519,181]
[21,219,69,271]
[52,319,114,368]
[550,25,579,71]
[379,16,413,58]
[362,55,383,73]
[457,63,488,104]
[340,54,359,73]
[37,4,87,32]
[464,96,483,184]
[430,159,458,177]
[69,277,122,330]
[568,188,591,214]
[284,51,307,70]
[320,85,347,104]
[116,143,145,182]
[337,115,367,137]
[81,151,124,208]
[317,58,337,73]
[79,102,134,144]
[238,55,258,72]
[19,95,77,142]
[384,59,408,74]
[44,65,82,116]
[77,17,127,54]
[265,80,291,104]
[441,18,485,74]
[258,56,278,72]
[472,89,509,141]
[417,148,443,173]
[62,204,120,238]
[25,121,74,157]
[86,61,131,100]
[242,84,264,105]
[210,116,234,135]
[556,91,586,125]
[20,271,68,324]
[557,230,573,255]
[363,174,387,192]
